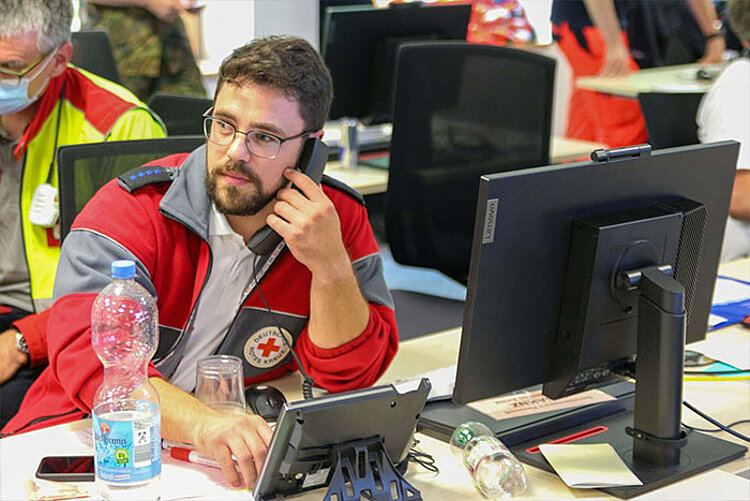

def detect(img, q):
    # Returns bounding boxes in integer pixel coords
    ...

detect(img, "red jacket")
[3,147,397,435]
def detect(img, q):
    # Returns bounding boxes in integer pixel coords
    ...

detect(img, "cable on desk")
[407,439,439,474]
[682,400,750,443]
[683,418,750,434]
[253,254,315,400]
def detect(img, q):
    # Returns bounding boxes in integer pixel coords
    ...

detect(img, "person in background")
[697,0,750,261]
[372,0,537,46]
[552,0,726,148]
[627,0,726,68]
[84,0,206,101]
[4,36,398,490]
[466,0,537,46]
[0,0,166,429]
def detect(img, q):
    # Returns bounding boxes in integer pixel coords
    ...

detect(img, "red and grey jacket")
[3,146,398,435]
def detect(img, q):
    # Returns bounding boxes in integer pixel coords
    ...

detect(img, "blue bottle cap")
[111,260,136,279]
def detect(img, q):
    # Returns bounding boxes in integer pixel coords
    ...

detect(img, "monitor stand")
[514,266,747,499]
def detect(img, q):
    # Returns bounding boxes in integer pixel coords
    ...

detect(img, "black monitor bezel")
[320,3,472,124]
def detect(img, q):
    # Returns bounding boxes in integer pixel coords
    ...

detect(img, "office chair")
[147,93,213,136]
[638,92,703,149]
[71,30,121,84]
[386,41,555,285]
[56,136,205,242]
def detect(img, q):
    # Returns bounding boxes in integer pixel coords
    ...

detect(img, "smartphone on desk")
[247,138,329,256]
[35,455,95,482]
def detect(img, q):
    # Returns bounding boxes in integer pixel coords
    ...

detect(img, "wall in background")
[200,0,319,94]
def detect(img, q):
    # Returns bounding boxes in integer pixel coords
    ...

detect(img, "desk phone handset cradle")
[247,138,329,255]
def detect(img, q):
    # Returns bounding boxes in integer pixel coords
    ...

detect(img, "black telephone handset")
[247,138,329,255]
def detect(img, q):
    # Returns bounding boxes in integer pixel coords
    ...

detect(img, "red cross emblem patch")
[244,326,293,368]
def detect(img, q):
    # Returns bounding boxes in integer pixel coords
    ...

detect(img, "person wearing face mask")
[0,0,166,429]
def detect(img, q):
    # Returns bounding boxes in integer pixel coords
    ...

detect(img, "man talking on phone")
[4,36,399,489]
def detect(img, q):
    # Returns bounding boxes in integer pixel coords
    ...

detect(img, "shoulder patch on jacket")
[322,175,365,206]
[118,165,177,193]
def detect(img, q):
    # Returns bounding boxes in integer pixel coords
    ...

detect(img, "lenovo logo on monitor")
[482,198,499,244]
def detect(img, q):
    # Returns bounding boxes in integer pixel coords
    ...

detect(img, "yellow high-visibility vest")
[16,65,166,310]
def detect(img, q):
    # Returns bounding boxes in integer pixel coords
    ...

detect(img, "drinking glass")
[195,355,247,414]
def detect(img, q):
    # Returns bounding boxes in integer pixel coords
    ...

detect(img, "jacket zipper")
[155,209,213,374]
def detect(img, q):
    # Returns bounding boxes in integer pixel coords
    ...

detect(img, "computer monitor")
[453,142,746,498]
[318,0,371,48]
[321,2,472,125]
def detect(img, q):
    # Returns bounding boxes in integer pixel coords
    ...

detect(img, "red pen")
[169,447,220,469]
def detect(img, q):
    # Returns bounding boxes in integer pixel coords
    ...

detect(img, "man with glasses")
[0,0,165,429]
[5,36,398,490]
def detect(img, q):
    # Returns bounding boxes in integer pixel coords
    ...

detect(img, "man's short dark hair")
[215,36,333,131]
[728,0,750,43]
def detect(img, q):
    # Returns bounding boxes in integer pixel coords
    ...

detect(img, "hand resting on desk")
[192,411,272,488]
[151,377,273,489]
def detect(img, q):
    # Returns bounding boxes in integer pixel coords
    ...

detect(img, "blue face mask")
[0,79,39,115]
[0,50,56,115]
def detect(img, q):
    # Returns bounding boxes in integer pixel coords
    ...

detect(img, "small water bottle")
[450,421,527,498]
[339,118,359,169]
[91,260,161,501]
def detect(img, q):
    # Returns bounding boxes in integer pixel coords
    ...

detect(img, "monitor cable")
[683,419,750,434]
[406,439,439,475]
[682,400,750,443]
[252,254,315,400]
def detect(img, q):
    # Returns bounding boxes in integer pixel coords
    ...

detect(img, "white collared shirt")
[170,204,258,391]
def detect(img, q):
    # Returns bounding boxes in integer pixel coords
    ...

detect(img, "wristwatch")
[14,330,29,355]
[705,20,724,40]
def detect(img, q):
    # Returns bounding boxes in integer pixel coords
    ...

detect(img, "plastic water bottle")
[450,421,527,498]
[91,260,161,500]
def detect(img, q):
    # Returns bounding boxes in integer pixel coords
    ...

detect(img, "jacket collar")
[13,71,66,161]
[160,144,211,240]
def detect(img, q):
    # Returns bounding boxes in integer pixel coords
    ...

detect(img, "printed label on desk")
[468,389,614,421]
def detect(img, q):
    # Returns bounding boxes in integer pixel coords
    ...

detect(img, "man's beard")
[206,160,285,216]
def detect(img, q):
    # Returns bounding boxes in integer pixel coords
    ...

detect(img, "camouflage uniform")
[85,5,206,101]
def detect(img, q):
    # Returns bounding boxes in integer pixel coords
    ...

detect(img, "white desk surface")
[324,161,389,196]
[324,135,604,196]
[2,260,748,501]
[576,63,721,99]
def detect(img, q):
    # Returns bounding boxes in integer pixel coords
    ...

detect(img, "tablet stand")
[324,436,422,501]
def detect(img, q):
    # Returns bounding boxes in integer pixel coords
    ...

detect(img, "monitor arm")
[617,265,688,467]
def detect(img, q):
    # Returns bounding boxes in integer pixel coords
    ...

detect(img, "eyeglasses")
[202,110,313,159]
[0,49,56,86]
